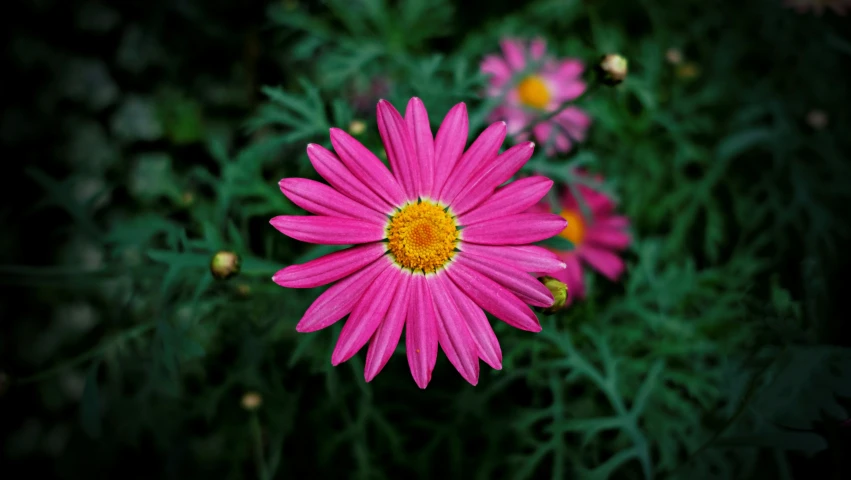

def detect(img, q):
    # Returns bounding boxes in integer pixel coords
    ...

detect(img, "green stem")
[250,413,270,480]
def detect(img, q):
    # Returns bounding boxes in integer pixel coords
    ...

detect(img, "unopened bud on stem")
[535,276,568,315]
[211,251,241,280]
[597,54,628,86]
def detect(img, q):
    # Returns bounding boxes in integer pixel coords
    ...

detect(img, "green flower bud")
[597,54,628,86]
[210,251,241,280]
[535,276,568,315]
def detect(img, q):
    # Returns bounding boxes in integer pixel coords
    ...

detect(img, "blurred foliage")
[2,0,850,479]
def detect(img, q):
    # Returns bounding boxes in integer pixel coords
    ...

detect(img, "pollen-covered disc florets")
[386,201,458,273]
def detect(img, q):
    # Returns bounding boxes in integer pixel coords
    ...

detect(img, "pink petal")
[438,121,506,205]
[562,254,585,303]
[296,257,389,332]
[597,215,630,229]
[457,253,554,308]
[307,144,393,214]
[273,242,386,289]
[406,274,439,388]
[555,107,592,142]
[331,266,402,365]
[460,244,566,275]
[405,97,435,197]
[432,103,469,199]
[459,176,553,225]
[480,55,511,87]
[329,128,406,206]
[278,177,386,223]
[445,280,502,370]
[500,38,526,71]
[270,215,385,245]
[364,273,412,382]
[431,274,480,386]
[529,37,547,61]
[578,245,626,281]
[556,59,584,79]
[584,227,631,251]
[452,142,536,215]
[377,99,420,199]
[446,262,541,332]
[462,213,567,245]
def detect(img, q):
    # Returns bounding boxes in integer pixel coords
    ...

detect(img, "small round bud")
[241,391,262,411]
[181,191,195,207]
[535,276,568,315]
[348,120,367,136]
[675,62,700,80]
[805,109,828,130]
[235,283,251,297]
[665,48,683,65]
[598,54,628,86]
[210,251,241,280]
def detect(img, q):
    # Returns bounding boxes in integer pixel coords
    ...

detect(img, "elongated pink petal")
[278,178,386,223]
[446,262,541,332]
[406,275,439,388]
[529,37,546,61]
[431,274,479,385]
[584,228,631,251]
[270,215,385,245]
[432,103,468,199]
[364,273,411,382]
[405,98,435,197]
[331,264,401,365]
[462,213,567,245]
[329,128,406,206]
[296,257,388,332]
[438,121,506,205]
[453,142,536,215]
[597,215,630,230]
[500,38,526,71]
[560,253,585,303]
[459,176,553,225]
[457,253,553,308]
[480,55,511,86]
[578,245,626,281]
[460,244,566,275]
[307,144,393,213]
[445,281,502,370]
[273,243,386,289]
[378,99,419,199]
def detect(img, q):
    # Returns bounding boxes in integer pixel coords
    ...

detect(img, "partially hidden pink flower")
[481,37,591,155]
[532,174,631,304]
[784,0,850,15]
[271,98,567,388]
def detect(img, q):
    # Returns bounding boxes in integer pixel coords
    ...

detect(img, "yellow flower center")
[559,209,586,246]
[386,201,458,273]
[517,75,551,110]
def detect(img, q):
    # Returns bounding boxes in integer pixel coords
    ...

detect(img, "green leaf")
[537,235,574,251]
[80,360,102,438]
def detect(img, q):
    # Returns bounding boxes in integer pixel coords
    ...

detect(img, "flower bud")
[348,120,367,136]
[210,251,241,280]
[665,48,683,65]
[597,54,628,86]
[241,391,262,411]
[535,276,568,315]
[806,109,828,130]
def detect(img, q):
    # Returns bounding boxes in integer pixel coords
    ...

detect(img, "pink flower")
[533,175,631,304]
[271,98,567,388]
[784,0,850,15]
[480,37,591,155]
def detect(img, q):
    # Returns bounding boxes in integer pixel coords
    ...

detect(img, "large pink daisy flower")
[535,176,631,304]
[271,98,568,388]
[480,37,592,155]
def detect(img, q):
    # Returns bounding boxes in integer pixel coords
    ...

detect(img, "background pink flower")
[480,37,591,155]
[533,175,631,304]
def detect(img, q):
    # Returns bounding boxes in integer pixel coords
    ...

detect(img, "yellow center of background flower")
[559,209,586,246]
[387,201,458,272]
[517,75,551,109]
